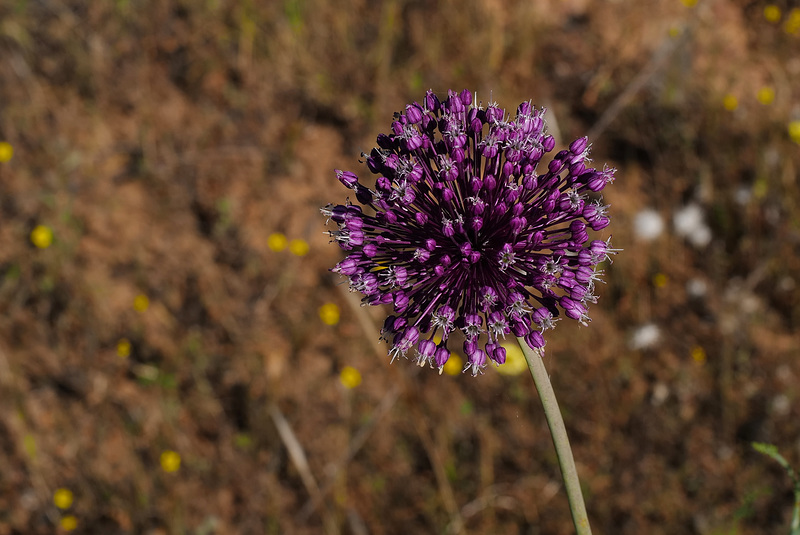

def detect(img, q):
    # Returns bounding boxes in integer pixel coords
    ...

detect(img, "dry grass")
[1,0,799,533]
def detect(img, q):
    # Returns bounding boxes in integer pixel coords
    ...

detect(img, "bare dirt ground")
[1,1,800,533]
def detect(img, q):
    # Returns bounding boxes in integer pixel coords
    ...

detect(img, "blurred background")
[1,0,800,533]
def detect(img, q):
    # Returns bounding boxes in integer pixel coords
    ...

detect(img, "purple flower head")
[323,90,616,375]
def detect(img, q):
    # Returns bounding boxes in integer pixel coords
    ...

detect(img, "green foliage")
[752,443,800,535]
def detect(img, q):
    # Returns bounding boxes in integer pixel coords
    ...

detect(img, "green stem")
[517,337,592,535]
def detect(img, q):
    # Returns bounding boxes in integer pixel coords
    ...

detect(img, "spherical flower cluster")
[322,89,616,375]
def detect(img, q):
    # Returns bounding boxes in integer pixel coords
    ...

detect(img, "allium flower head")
[322,89,616,375]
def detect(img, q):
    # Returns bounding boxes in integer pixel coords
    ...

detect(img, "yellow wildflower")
[267,232,288,252]
[764,5,781,23]
[789,120,800,144]
[495,341,528,376]
[691,345,707,364]
[340,366,362,389]
[784,8,800,34]
[53,488,73,509]
[0,141,13,162]
[756,87,775,105]
[117,338,131,358]
[442,353,463,376]
[318,303,340,326]
[133,294,149,313]
[30,225,54,249]
[160,450,181,472]
[289,238,310,256]
[60,515,78,531]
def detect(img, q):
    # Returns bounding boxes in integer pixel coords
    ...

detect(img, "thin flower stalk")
[518,337,592,535]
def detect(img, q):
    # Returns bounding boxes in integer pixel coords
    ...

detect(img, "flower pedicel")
[323,89,615,375]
